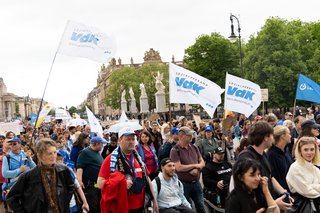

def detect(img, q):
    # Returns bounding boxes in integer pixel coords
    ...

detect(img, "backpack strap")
[5,154,11,183]
[155,176,161,195]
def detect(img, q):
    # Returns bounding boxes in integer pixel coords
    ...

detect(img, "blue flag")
[296,74,320,103]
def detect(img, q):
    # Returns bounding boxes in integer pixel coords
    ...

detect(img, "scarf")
[39,163,60,213]
[136,143,159,169]
[110,146,146,177]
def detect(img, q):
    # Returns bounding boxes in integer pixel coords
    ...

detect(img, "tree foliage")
[105,63,169,110]
[244,17,320,108]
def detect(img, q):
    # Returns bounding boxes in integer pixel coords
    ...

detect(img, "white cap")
[103,129,110,135]
[119,127,136,138]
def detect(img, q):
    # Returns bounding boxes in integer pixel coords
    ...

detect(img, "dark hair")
[73,132,89,148]
[62,130,71,140]
[233,158,262,190]
[299,127,314,138]
[248,121,273,146]
[139,130,152,145]
[110,135,118,142]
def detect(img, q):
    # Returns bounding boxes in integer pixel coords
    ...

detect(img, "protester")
[0,138,11,211]
[76,136,104,213]
[161,123,171,144]
[136,130,159,180]
[197,126,219,162]
[56,150,89,213]
[6,138,75,213]
[101,135,118,159]
[235,137,250,158]
[152,158,196,213]
[102,130,111,144]
[170,126,206,213]
[237,121,293,211]
[2,137,36,204]
[225,158,280,213]
[265,113,278,127]
[97,127,158,213]
[289,115,304,154]
[158,127,179,163]
[266,126,293,192]
[241,119,251,138]
[70,132,89,169]
[149,121,163,154]
[277,112,293,126]
[202,147,232,208]
[286,136,320,212]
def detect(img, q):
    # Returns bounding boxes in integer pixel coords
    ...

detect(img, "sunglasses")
[11,142,19,146]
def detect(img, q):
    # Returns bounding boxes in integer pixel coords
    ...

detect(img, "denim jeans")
[181,180,205,213]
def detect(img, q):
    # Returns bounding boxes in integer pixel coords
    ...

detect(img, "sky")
[1,0,319,108]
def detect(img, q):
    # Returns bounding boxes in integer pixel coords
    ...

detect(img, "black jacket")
[7,163,75,213]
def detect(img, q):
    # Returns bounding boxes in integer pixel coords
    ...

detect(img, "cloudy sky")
[0,0,319,108]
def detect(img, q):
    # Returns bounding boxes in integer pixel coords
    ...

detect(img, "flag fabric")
[36,104,54,128]
[224,73,261,117]
[296,74,320,103]
[58,20,116,63]
[169,63,224,118]
[85,106,103,137]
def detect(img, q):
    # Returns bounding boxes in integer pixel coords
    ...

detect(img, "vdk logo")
[300,83,307,90]
[227,86,255,101]
[175,77,205,94]
[71,32,99,45]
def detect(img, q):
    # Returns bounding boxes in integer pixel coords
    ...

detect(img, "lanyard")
[122,152,136,178]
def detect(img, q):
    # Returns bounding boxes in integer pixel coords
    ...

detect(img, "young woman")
[225,158,280,213]
[286,136,320,212]
[266,126,293,192]
[70,132,89,169]
[135,130,159,180]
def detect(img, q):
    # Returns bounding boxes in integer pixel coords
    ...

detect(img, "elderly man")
[152,158,196,213]
[97,127,158,213]
[170,127,205,213]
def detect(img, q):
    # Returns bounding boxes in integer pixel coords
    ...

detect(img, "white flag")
[85,106,103,137]
[58,20,116,63]
[169,63,224,118]
[224,73,261,117]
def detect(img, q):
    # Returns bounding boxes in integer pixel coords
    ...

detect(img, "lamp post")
[228,14,243,74]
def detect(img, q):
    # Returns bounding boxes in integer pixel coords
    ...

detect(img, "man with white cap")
[97,127,158,213]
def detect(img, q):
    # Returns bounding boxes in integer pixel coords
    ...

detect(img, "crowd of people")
[0,108,320,213]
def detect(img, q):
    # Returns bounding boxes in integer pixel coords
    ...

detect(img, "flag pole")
[32,21,70,139]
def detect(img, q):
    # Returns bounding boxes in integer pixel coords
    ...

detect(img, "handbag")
[291,193,318,213]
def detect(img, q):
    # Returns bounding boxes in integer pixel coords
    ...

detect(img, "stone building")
[0,78,43,122]
[84,48,184,118]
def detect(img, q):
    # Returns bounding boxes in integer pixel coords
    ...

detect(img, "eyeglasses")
[288,114,293,117]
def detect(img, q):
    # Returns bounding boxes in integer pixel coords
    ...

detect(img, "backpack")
[154,176,181,195]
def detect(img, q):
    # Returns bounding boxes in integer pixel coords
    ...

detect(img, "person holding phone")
[225,158,280,213]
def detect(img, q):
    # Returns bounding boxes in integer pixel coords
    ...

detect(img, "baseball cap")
[204,126,214,132]
[213,147,225,154]
[8,137,21,144]
[119,127,137,138]
[301,120,320,129]
[160,158,174,167]
[178,126,194,136]
[170,127,179,135]
[90,136,107,144]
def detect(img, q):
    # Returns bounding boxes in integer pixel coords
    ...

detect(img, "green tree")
[183,32,240,88]
[105,63,169,110]
[68,106,77,115]
[244,17,307,108]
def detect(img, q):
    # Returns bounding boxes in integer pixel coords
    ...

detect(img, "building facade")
[0,78,43,122]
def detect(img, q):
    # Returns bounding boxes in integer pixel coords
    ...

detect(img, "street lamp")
[229,14,243,74]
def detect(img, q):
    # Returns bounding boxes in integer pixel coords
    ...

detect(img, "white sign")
[261,89,269,102]
[169,63,224,118]
[224,73,261,117]
[58,20,116,63]
[0,122,20,135]
[55,108,71,120]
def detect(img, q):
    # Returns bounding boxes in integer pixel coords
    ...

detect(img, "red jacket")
[100,171,128,213]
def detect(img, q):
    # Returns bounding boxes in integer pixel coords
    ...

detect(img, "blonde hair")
[273,126,289,145]
[295,136,320,165]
